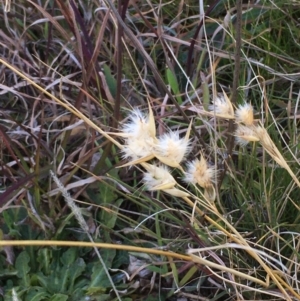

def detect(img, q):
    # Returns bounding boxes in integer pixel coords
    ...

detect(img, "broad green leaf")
[61,248,77,266]
[25,287,49,301]
[37,248,52,275]
[49,293,68,301]
[0,269,18,278]
[36,268,66,294]
[102,198,123,229]
[70,287,88,300]
[67,258,86,292]
[102,64,116,98]
[88,249,116,290]
[99,182,118,205]
[91,181,120,230]
[2,211,14,231]
[35,272,49,290]
[15,251,30,287]
[166,68,182,104]
[5,287,27,301]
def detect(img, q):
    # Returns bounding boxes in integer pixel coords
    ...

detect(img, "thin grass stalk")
[0,240,191,260]
[50,170,122,301]
[103,0,205,147]
[174,194,296,298]
[196,203,296,300]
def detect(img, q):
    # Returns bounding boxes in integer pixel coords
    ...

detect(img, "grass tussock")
[0,0,300,300]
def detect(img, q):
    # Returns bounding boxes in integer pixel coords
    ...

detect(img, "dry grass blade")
[254,124,300,188]
[0,59,123,150]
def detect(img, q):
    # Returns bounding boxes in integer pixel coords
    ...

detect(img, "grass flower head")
[235,102,254,125]
[121,108,157,162]
[122,108,155,139]
[143,163,176,191]
[142,163,189,197]
[208,91,234,119]
[184,156,216,188]
[235,124,260,147]
[154,131,191,168]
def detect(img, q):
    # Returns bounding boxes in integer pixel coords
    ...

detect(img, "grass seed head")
[209,95,235,119]
[142,163,189,197]
[121,109,157,161]
[235,124,260,147]
[184,156,216,188]
[154,131,191,168]
[122,136,156,161]
[235,102,254,125]
[254,125,286,167]
[143,163,176,191]
[122,109,155,139]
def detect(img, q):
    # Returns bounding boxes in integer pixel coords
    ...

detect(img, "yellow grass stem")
[0,240,189,259]
[0,239,294,295]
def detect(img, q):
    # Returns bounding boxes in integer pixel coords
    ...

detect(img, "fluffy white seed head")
[235,102,254,125]
[184,156,216,188]
[142,163,189,197]
[121,109,157,161]
[142,164,176,191]
[209,95,234,119]
[122,109,155,139]
[122,137,156,160]
[235,124,260,147]
[154,131,190,167]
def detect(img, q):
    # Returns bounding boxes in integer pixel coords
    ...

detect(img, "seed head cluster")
[120,95,286,200]
[154,131,191,168]
[209,97,258,147]
[209,96,289,176]
[121,106,190,168]
[120,104,217,198]
[235,102,254,126]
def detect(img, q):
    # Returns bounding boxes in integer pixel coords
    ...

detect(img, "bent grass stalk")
[0,240,282,289]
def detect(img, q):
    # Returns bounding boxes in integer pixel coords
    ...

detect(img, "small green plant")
[1,247,127,301]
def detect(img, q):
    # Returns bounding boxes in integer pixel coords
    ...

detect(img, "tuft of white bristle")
[122,109,154,139]
[234,124,260,147]
[154,131,190,167]
[235,102,254,125]
[209,95,234,119]
[121,109,157,161]
[184,156,216,188]
[143,164,176,190]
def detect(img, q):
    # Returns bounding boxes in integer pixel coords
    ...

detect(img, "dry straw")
[254,124,300,187]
